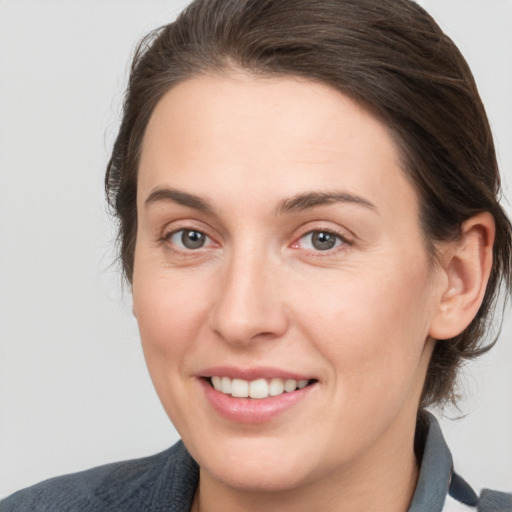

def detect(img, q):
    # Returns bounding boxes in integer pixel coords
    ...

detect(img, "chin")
[186,432,329,493]
[205,459,314,493]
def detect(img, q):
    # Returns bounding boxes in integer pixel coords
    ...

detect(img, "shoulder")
[445,479,512,511]
[414,412,511,512]
[1,441,198,512]
[447,466,512,511]
[477,488,512,511]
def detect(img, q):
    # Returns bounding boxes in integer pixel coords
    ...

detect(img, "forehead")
[138,73,418,221]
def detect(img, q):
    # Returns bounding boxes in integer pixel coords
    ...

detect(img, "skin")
[132,73,494,512]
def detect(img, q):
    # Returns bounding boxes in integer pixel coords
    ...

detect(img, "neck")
[192,413,420,512]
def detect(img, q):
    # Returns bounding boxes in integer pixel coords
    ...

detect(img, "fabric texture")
[1,441,199,512]
[2,413,510,512]
[477,489,512,511]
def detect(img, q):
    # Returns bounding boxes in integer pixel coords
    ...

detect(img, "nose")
[208,249,289,347]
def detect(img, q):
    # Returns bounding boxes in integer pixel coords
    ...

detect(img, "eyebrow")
[144,187,214,214]
[144,187,377,215]
[277,191,377,214]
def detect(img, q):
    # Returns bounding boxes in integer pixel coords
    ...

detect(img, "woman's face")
[133,74,443,491]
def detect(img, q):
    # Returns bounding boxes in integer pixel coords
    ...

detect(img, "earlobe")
[429,212,495,340]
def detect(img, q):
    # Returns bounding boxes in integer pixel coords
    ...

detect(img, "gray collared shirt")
[2,412,510,511]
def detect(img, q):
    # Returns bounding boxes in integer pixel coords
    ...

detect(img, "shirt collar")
[168,411,458,512]
[408,411,453,512]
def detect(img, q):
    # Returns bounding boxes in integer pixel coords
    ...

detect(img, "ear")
[429,212,495,340]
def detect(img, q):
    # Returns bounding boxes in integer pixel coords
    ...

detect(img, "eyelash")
[163,228,216,253]
[162,226,351,256]
[292,228,352,254]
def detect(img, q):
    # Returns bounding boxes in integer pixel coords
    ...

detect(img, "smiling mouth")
[207,376,317,399]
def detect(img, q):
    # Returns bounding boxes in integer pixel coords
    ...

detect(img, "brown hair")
[105,0,512,408]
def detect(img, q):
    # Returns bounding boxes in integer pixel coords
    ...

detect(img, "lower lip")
[199,379,316,424]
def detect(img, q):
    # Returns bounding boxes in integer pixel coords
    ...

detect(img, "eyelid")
[290,224,354,252]
[166,229,215,249]
[161,221,221,253]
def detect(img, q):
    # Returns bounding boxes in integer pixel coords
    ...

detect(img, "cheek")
[132,269,208,370]
[295,259,434,395]
[132,267,215,433]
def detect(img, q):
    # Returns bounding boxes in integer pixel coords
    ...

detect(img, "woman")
[3,0,511,510]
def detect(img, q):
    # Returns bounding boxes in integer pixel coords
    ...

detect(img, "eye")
[297,230,345,251]
[166,229,213,250]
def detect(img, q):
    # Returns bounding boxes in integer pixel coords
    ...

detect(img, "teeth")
[284,379,298,392]
[231,378,249,398]
[268,378,284,396]
[210,376,311,399]
[211,376,222,391]
[221,376,232,394]
[249,378,269,399]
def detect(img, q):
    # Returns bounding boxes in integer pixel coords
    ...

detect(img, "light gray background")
[1,0,511,498]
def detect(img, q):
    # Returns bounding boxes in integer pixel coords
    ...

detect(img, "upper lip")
[198,366,315,381]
